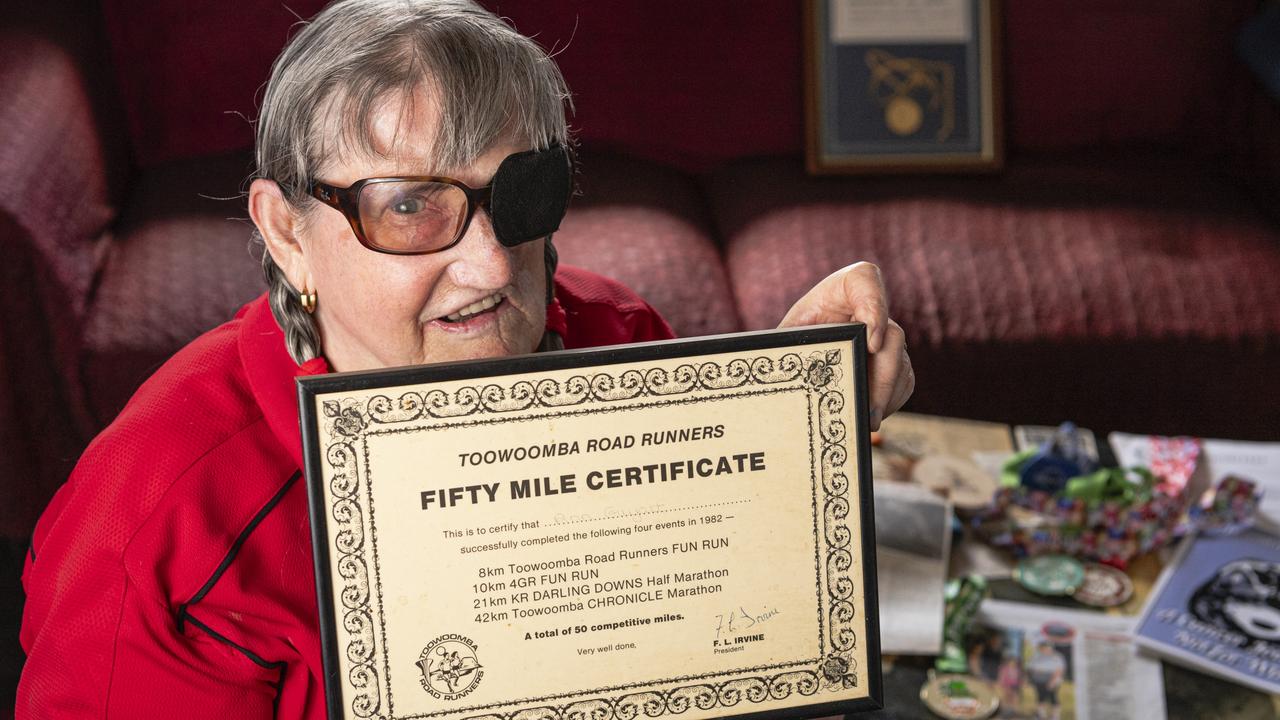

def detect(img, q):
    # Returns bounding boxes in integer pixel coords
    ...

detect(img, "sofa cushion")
[81,152,263,426]
[554,151,740,338]
[708,154,1280,439]
[0,31,120,323]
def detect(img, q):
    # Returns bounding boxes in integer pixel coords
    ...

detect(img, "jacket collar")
[237,295,329,471]
[237,292,569,471]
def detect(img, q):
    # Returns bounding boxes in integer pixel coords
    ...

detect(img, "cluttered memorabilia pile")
[872,413,1280,720]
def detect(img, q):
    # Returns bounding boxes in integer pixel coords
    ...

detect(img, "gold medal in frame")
[805,0,1004,173]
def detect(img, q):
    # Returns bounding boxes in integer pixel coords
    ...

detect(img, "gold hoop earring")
[300,289,317,314]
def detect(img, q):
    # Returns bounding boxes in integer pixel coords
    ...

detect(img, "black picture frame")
[804,0,1004,174]
[299,324,882,720]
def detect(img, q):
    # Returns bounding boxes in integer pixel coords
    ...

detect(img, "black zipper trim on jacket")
[179,609,288,717]
[179,609,287,671]
[176,469,302,629]
[173,468,301,716]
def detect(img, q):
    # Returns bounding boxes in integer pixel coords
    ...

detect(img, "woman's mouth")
[438,293,505,326]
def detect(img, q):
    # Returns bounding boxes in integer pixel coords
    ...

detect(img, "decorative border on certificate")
[803,0,1004,174]
[300,325,881,720]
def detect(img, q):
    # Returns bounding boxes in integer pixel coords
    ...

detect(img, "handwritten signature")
[715,605,781,639]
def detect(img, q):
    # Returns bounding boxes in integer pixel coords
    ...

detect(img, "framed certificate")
[804,0,1003,173]
[298,325,881,720]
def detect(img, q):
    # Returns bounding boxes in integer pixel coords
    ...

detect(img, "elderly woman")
[17,0,913,716]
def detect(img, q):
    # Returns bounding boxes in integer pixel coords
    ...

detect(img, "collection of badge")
[912,424,1266,719]
[927,576,1000,719]
[1189,474,1263,536]
[970,425,1192,566]
[1013,555,1134,607]
[919,672,1001,719]
[935,576,988,675]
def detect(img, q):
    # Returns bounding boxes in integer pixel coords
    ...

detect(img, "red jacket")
[18,266,674,718]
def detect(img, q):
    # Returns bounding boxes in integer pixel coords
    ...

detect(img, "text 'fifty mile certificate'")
[299,325,882,720]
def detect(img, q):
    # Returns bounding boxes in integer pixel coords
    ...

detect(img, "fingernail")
[869,408,882,429]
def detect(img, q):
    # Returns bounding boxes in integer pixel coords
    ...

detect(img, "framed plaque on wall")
[804,0,1003,174]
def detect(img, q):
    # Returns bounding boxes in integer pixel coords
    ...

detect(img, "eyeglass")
[309,145,572,255]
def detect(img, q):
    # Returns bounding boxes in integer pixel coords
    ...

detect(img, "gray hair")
[253,0,572,364]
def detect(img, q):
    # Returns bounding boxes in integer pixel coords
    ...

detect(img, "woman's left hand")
[778,262,914,431]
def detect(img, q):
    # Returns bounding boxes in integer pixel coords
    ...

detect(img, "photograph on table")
[966,621,1074,719]
[965,624,1025,717]
[974,600,1165,720]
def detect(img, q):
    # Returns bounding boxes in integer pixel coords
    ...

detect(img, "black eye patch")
[489,145,572,248]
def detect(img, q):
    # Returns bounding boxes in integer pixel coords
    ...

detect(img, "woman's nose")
[446,208,512,290]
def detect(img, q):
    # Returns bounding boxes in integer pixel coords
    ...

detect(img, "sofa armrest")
[0,24,127,475]
[0,29,122,319]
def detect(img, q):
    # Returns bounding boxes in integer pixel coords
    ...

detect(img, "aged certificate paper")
[299,326,881,720]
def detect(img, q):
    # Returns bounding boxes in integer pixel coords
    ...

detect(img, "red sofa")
[4,0,1280,713]
[4,0,1280,556]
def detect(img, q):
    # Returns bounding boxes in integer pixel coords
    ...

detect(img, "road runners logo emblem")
[416,634,484,700]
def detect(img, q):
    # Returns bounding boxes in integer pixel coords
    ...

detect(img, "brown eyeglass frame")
[310,176,493,256]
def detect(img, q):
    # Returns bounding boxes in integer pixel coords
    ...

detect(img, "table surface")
[843,657,1280,720]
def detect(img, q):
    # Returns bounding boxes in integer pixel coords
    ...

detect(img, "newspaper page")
[874,481,952,654]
